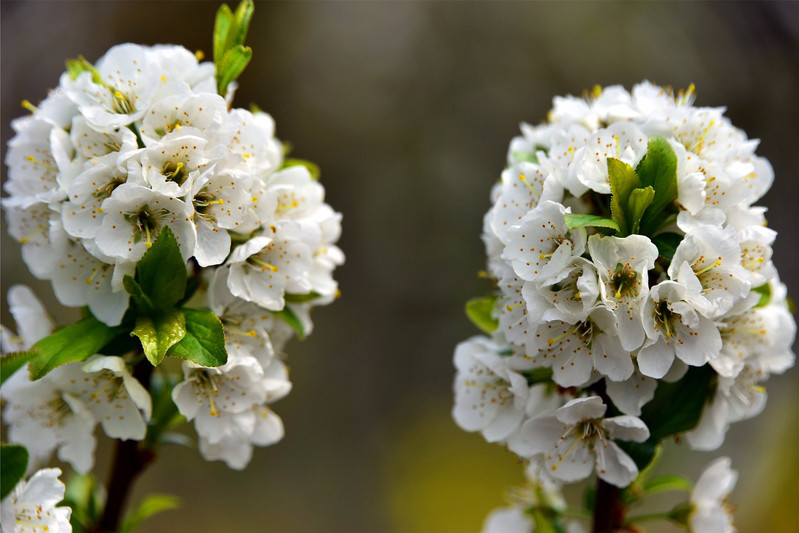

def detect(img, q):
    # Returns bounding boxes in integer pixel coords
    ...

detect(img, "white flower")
[452,336,531,443]
[569,122,648,195]
[637,281,722,379]
[0,468,72,533]
[689,457,737,533]
[520,396,649,487]
[226,221,316,311]
[503,200,586,285]
[588,234,658,351]
[481,508,533,533]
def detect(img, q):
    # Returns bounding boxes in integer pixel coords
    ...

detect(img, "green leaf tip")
[167,308,227,367]
[564,213,620,233]
[214,0,255,94]
[135,226,188,312]
[1,444,29,500]
[132,310,187,366]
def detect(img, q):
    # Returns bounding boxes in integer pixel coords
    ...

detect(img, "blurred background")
[2,1,799,532]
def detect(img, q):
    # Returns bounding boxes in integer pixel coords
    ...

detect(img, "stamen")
[694,260,722,277]
[506,302,524,312]
[742,257,764,268]
[548,324,579,345]
[25,155,57,172]
[518,173,541,198]
[249,258,279,272]
[21,99,38,113]
[19,225,46,244]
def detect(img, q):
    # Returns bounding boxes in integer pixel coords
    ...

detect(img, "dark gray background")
[2,2,798,532]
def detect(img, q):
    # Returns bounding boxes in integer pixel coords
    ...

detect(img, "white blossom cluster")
[3,43,343,470]
[453,82,795,490]
[1,468,72,533]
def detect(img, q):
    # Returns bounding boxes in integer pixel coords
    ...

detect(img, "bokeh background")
[2,1,799,532]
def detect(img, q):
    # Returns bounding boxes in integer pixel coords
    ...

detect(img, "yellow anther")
[114,90,125,99]
[251,196,259,202]
[694,120,716,154]
[242,153,251,159]
[335,289,342,299]
[19,225,46,244]
[144,225,153,248]
[539,253,553,260]
[195,50,205,61]
[548,325,578,345]
[160,75,166,83]
[518,173,541,198]
[590,85,602,100]
[21,99,38,113]
[613,135,621,159]
[694,260,722,277]
[25,155,57,172]
[742,257,764,268]
[506,302,524,312]
[85,267,100,285]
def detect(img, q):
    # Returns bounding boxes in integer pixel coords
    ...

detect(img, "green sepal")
[1,350,35,385]
[285,291,321,304]
[131,310,187,367]
[28,317,122,380]
[280,158,321,180]
[563,213,620,233]
[523,367,554,386]
[635,135,679,236]
[135,227,187,312]
[511,150,540,165]
[465,296,499,335]
[119,494,181,533]
[275,306,306,340]
[642,474,692,495]
[65,56,103,85]
[607,157,641,236]
[1,443,29,499]
[167,308,227,367]
[627,186,655,235]
[652,232,684,261]
[752,283,772,308]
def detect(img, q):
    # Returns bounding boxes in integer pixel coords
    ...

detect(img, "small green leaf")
[608,157,641,236]
[136,227,187,312]
[643,474,692,495]
[217,45,253,94]
[1,350,35,385]
[752,283,772,308]
[132,310,187,367]
[167,308,227,367]
[1,444,29,499]
[280,158,321,180]
[285,291,321,304]
[641,365,714,441]
[28,317,121,380]
[231,0,254,46]
[63,473,105,530]
[564,213,620,233]
[119,493,181,533]
[275,306,306,340]
[636,135,679,236]
[627,186,655,235]
[123,275,155,315]
[465,297,498,334]
[652,232,684,261]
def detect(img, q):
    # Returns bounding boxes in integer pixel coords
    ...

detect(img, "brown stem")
[91,360,155,533]
[592,477,625,533]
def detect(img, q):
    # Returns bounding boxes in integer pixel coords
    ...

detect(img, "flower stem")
[92,359,155,533]
[592,478,625,533]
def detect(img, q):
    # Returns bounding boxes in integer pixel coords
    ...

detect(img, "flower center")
[610,262,639,299]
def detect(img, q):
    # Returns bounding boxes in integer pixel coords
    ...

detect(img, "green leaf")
[119,493,181,533]
[1,444,29,499]
[217,45,253,94]
[1,350,35,385]
[752,283,772,308]
[563,213,620,233]
[607,157,641,236]
[641,365,714,441]
[285,291,321,304]
[167,308,227,367]
[131,310,187,367]
[123,275,155,315]
[280,158,321,180]
[275,306,306,340]
[136,226,187,312]
[213,4,234,68]
[615,440,659,473]
[465,296,498,334]
[63,473,105,531]
[28,317,121,380]
[231,0,254,46]
[643,474,692,495]
[627,186,655,235]
[652,232,684,261]
[636,135,679,236]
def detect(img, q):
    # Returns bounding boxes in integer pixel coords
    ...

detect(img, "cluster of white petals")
[454,82,795,492]
[0,468,72,533]
[3,43,342,470]
[4,43,342,328]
